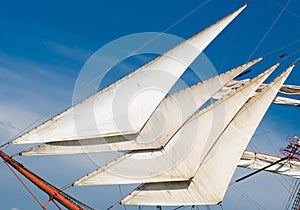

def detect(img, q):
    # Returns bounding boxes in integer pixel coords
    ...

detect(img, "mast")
[0,150,93,210]
[291,187,300,210]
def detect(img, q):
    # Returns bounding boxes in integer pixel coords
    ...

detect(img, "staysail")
[12,4,247,145]
[120,64,295,206]
[73,63,278,186]
[20,58,263,155]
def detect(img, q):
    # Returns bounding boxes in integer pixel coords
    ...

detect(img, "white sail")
[20,58,263,156]
[273,96,300,107]
[211,79,250,100]
[120,64,295,206]
[12,4,247,145]
[279,85,300,96]
[213,81,300,100]
[238,150,300,179]
[73,63,278,186]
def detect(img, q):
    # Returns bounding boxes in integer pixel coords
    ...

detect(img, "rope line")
[268,0,300,21]
[248,0,292,60]
[219,14,240,71]
[118,185,126,210]
[4,162,47,209]
[231,185,266,209]
[0,0,211,152]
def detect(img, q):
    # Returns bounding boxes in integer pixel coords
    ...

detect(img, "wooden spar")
[0,150,92,210]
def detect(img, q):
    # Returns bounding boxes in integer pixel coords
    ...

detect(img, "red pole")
[0,150,85,210]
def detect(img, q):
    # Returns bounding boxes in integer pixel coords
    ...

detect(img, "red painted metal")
[0,150,84,210]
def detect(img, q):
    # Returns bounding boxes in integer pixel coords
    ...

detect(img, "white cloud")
[45,41,92,63]
[0,53,77,145]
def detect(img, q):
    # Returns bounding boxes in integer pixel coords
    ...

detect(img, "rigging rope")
[118,184,127,210]
[0,0,211,153]
[4,162,47,209]
[231,185,266,210]
[0,97,72,150]
[219,203,224,210]
[248,0,292,60]
[60,183,72,192]
[284,179,300,209]
[1,3,299,210]
[173,205,184,210]
[262,40,300,58]
[268,0,300,21]
[219,10,240,72]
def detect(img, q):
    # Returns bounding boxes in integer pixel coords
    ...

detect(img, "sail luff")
[120,64,295,206]
[20,57,263,156]
[73,63,277,186]
[12,4,247,145]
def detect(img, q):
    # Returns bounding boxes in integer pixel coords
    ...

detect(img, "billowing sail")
[73,63,278,186]
[20,58,263,156]
[120,64,294,206]
[238,150,300,179]
[12,4,247,145]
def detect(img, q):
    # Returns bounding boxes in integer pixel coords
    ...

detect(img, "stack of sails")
[10,3,298,207]
[72,63,279,186]
[15,4,248,155]
[212,77,300,107]
[20,57,262,155]
[119,64,294,206]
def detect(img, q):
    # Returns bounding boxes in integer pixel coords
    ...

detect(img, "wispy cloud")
[0,52,78,144]
[44,41,92,63]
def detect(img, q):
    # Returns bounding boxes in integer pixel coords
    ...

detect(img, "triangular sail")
[238,150,300,179]
[120,64,294,206]
[73,63,278,186]
[12,5,247,145]
[20,58,263,156]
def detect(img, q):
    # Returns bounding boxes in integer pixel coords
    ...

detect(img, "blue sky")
[1,0,300,209]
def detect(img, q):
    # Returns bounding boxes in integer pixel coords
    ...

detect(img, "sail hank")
[73,63,278,186]
[238,150,300,179]
[20,58,263,156]
[12,4,247,145]
[120,64,295,206]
